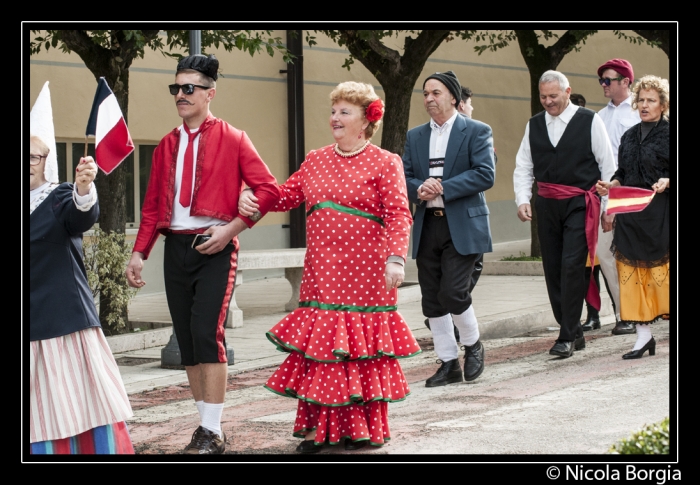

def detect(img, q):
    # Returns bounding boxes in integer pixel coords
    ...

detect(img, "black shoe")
[581,314,601,331]
[622,337,656,359]
[611,322,636,335]
[424,318,460,342]
[461,341,485,381]
[425,359,462,387]
[549,340,575,358]
[183,426,226,454]
[296,439,323,454]
[344,439,368,451]
[574,335,586,351]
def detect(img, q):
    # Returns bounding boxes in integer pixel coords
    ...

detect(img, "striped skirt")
[30,327,134,450]
[30,421,134,454]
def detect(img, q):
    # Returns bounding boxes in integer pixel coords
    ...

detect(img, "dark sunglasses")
[598,76,625,86]
[168,83,211,95]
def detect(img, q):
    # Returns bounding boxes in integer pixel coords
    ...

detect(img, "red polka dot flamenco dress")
[264,143,421,448]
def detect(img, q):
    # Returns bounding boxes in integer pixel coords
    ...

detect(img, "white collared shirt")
[513,102,616,207]
[598,94,640,165]
[426,110,459,208]
[170,125,226,230]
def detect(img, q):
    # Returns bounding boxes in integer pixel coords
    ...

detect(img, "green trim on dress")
[306,201,385,227]
[298,300,398,312]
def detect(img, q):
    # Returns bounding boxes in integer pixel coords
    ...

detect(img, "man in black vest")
[513,70,615,358]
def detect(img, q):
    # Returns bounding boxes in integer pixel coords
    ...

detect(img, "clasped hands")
[418,177,442,201]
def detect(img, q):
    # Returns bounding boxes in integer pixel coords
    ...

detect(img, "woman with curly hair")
[239,81,420,453]
[596,75,670,359]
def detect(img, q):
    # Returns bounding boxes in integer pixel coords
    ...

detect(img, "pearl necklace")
[334,140,370,158]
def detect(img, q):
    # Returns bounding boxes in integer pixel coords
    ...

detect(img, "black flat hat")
[177,54,219,81]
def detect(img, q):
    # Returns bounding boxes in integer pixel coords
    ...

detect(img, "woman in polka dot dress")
[239,82,421,453]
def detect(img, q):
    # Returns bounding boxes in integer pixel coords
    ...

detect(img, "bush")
[609,417,670,454]
[83,228,138,335]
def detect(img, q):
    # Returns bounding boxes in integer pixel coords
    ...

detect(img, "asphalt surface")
[107,239,676,463]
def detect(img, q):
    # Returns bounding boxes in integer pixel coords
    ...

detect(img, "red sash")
[537,182,601,311]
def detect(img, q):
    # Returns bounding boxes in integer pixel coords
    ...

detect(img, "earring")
[358,133,362,139]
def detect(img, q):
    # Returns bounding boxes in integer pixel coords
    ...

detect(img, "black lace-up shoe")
[461,341,485,381]
[549,340,575,358]
[425,359,462,387]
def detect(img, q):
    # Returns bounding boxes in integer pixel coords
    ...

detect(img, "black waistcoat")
[529,107,600,190]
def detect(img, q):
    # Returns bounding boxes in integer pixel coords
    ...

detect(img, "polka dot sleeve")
[378,152,412,260]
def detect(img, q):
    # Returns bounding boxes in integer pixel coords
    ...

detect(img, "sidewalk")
[113,239,618,395]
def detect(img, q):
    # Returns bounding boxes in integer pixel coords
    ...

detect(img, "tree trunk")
[379,81,414,155]
[58,30,145,333]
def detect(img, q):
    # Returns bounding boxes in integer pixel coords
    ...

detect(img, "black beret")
[177,54,219,81]
[423,71,461,107]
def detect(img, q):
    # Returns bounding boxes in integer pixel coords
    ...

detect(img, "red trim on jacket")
[134,115,280,259]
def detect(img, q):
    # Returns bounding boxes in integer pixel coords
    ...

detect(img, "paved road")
[126,319,671,459]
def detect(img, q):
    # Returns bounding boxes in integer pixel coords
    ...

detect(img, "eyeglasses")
[598,76,625,86]
[168,83,211,95]
[29,155,47,165]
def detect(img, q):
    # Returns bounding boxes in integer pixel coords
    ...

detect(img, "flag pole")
[84,138,88,158]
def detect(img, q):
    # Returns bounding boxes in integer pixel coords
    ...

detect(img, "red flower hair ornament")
[365,99,384,122]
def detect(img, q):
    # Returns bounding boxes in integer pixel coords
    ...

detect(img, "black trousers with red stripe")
[163,234,238,366]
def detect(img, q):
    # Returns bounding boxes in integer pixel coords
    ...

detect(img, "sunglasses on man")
[169,83,212,95]
[598,76,626,86]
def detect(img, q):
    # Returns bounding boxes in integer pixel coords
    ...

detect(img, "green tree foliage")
[30,30,290,333]
[609,417,670,454]
[310,30,477,156]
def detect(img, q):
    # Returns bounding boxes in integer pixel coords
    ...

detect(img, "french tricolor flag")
[85,77,134,175]
[607,186,656,215]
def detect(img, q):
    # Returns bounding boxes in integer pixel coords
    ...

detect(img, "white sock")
[633,324,652,351]
[430,314,459,361]
[452,306,480,346]
[195,400,204,420]
[200,402,224,437]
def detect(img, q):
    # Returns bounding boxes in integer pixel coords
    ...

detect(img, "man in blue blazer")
[403,71,496,387]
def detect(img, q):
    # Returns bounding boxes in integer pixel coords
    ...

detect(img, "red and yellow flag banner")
[607,186,655,215]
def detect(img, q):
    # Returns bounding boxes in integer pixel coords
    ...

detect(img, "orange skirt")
[616,259,670,325]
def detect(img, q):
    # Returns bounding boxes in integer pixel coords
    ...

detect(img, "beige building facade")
[28,29,671,294]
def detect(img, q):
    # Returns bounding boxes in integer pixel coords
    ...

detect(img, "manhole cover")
[115,357,160,366]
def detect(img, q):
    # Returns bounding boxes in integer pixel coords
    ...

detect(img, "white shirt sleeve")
[513,121,534,207]
[73,182,97,211]
[590,113,616,210]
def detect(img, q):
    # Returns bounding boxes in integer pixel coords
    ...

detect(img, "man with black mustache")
[126,54,279,454]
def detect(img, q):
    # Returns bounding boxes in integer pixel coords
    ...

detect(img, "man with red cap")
[593,58,641,336]
[126,54,279,454]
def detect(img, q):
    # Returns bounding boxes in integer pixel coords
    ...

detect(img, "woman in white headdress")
[29,85,134,454]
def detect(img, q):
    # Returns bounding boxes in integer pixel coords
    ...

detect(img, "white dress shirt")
[513,102,616,207]
[426,110,459,208]
[598,94,641,165]
[170,125,226,230]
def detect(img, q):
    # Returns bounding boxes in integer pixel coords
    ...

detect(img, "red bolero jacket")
[134,114,280,259]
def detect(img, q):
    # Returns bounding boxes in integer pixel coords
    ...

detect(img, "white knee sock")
[195,400,204,420]
[452,306,480,346]
[633,324,652,350]
[200,402,224,437]
[430,314,459,361]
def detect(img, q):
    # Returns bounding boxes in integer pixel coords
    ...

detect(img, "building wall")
[28,29,670,291]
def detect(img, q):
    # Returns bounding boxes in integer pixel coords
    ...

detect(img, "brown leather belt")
[427,208,445,217]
